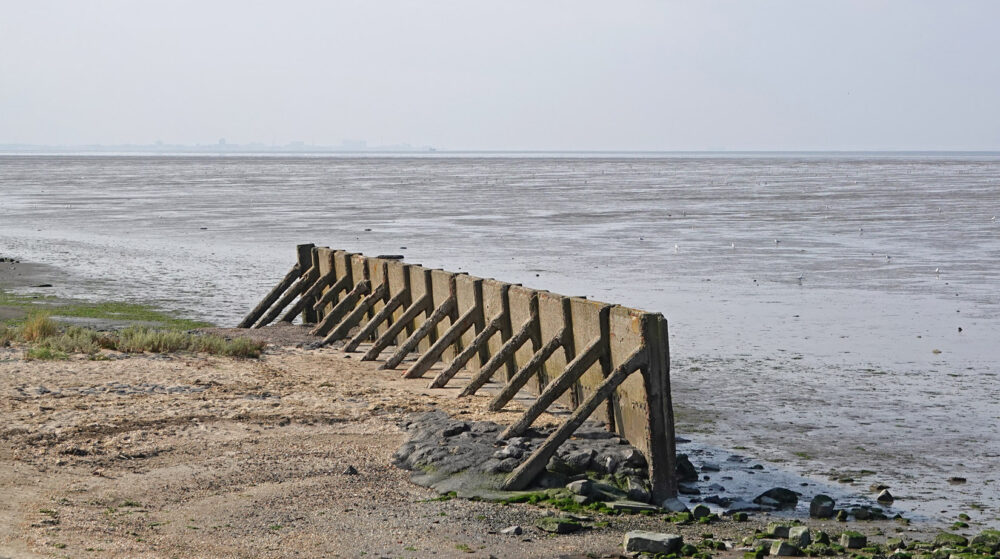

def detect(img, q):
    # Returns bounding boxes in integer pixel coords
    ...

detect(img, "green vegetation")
[3,313,264,359]
[1,289,210,330]
[496,490,614,515]
[25,346,69,361]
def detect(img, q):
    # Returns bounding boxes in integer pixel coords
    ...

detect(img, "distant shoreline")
[3,148,1000,158]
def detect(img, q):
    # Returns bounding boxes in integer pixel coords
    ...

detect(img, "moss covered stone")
[840,531,867,549]
[969,530,1000,553]
[933,533,969,548]
[535,516,582,534]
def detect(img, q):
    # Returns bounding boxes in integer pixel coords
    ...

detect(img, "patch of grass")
[25,346,69,361]
[52,301,211,330]
[0,289,210,330]
[7,320,264,359]
[0,290,56,308]
[21,313,58,341]
[454,543,473,553]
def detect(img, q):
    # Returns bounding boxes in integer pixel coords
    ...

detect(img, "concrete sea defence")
[240,243,678,504]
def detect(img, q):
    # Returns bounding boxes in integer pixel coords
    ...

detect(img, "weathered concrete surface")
[481,279,513,378]
[248,246,677,498]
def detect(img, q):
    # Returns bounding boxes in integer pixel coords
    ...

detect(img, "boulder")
[622,448,647,468]
[661,497,689,513]
[809,495,835,518]
[769,541,800,556]
[563,449,595,473]
[840,531,867,549]
[766,523,791,538]
[567,479,593,496]
[727,500,764,513]
[626,477,651,503]
[788,526,812,548]
[691,504,711,519]
[934,533,969,548]
[971,530,1000,552]
[623,531,683,555]
[876,489,894,503]
[676,454,699,482]
[704,495,733,507]
[753,488,799,509]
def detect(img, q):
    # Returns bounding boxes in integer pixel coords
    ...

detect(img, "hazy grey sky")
[2,1,999,151]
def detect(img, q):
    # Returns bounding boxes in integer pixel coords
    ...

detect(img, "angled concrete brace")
[361,293,430,360]
[403,305,478,378]
[309,279,370,336]
[428,312,505,388]
[458,286,537,396]
[458,312,537,397]
[311,274,352,315]
[343,289,408,353]
[320,281,388,345]
[253,265,318,328]
[320,261,389,344]
[380,295,455,370]
[500,346,648,491]
[403,275,483,379]
[497,336,606,436]
[279,269,336,323]
[485,331,564,408]
[237,263,301,328]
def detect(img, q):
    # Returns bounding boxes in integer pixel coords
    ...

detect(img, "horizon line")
[2,143,1000,156]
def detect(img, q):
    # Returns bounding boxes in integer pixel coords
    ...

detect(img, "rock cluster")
[743,525,1000,559]
[393,411,659,504]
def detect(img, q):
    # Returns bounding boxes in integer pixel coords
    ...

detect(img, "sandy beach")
[3,260,971,559]
[3,322,938,559]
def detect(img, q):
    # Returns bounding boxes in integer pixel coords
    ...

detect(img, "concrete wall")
[276,245,676,499]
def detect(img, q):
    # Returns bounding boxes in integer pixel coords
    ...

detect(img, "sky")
[2,1,999,151]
